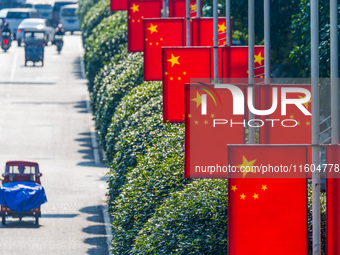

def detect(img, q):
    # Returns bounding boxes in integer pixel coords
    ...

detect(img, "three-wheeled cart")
[24,31,45,67]
[0,161,46,225]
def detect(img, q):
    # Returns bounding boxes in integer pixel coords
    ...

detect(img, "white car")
[16,18,55,46]
[59,4,80,33]
[33,4,53,21]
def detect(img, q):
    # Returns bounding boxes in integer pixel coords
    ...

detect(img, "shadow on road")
[73,56,85,80]
[0,219,40,228]
[75,132,106,168]
[74,100,88,113]
[80,205,109,255]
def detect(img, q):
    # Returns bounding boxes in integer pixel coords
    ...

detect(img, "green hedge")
[132,179,229,254]
[77,0,101,24]
[80,0,112,42]
[110,121,187,254]
[84,12,128,90]
[93,52,144,150]
[91,47,128,112]
[106,82,165,200]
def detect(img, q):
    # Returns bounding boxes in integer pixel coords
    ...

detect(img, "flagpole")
[163,0,167,17]
[186,0,190,46]
[248,0,255,144]
[196,0,201,18]
[213,0,218,83]
[311,0,321,253]
[330,0,339,144]
[226,0,231,46]
[264,0,270,84]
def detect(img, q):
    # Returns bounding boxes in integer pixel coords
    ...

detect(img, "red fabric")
[327,145,340,255]
[221,46,265,78]
[111,0,127,11]
[162,47,211,123]
[228,145,308,255]
[143,18,185,81]
[127,0,162,52]
[168,0,201,18]
[184,84,245,178]
[191,17,231,47]
[259,85,312,144]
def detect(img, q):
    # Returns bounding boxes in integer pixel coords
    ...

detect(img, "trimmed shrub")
[109,120,187,254]
[77,0,101,23]
[132,179,229,254]
[81,0,111,41]
[93,52,144,150]
[91,46,128,112]
[84,12,128,90]
[106,82,166,200]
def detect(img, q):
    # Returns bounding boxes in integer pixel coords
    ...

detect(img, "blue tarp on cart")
[0,182,47,212]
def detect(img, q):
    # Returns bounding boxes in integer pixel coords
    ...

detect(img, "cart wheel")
[35,216,39,225]
[25,61,27,67]
[33,62,35,67]
[41,60,44,67]
[2,216,5,225]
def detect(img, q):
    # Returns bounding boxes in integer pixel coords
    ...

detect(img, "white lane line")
[102,205,113,253]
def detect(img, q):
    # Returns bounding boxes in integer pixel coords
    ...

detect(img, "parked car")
[59,4,79,33]
[52,0,76,27]
[33,3,53,21]
[0,8,38,39]
[16,18,54,46]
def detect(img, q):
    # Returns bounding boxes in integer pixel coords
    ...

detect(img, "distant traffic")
[0,1,80,64]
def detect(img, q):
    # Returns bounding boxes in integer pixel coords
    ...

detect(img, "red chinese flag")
[111,0,127,11]
[185,84,245,178]
[326,145,340,255]
[191,17,231,47]
[259,85,312,144]
[228,145,308,255]
[163,47,211,123]
[128,0,162,52]
[143,18,185,81]
[221,46,265,78]
[169,0,201,18]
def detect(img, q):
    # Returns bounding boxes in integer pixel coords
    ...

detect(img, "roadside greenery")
[79,2,328,254]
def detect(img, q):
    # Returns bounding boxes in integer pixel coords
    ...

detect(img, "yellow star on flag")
[290,114,294,119]
[298,95,311,109]
[261,185,268,191]
[211,114,215,118]
[253,193,259,200]
[194,120,199,125]
[130,3,139,13]
[231,185,237,192]
[240,193,246,200]
[218,22,226,33]
[167,54,180,67]
[254,52,264,65]
[306,121,311,126]
[204,120,208,125]
[188,114,191,118]
[147,23,158,34]
[191,92,202,108]
[190,3,197,11]
[236,156,257,177]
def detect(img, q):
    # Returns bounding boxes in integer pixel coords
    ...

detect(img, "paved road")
[0,34,110,255]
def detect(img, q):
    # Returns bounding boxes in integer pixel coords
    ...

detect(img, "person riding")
[55,24,65,36]
[2,22,11,34]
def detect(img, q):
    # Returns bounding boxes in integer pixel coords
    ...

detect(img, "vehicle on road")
[0,8,38,40]
[1,30,12,51]
[24,31,45,66]
[59,4,80,34]
[33,3,53,21]
[17,18,54,46]
[55,34,63,53]
[0,161,46,225]
[52,0,76,27]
